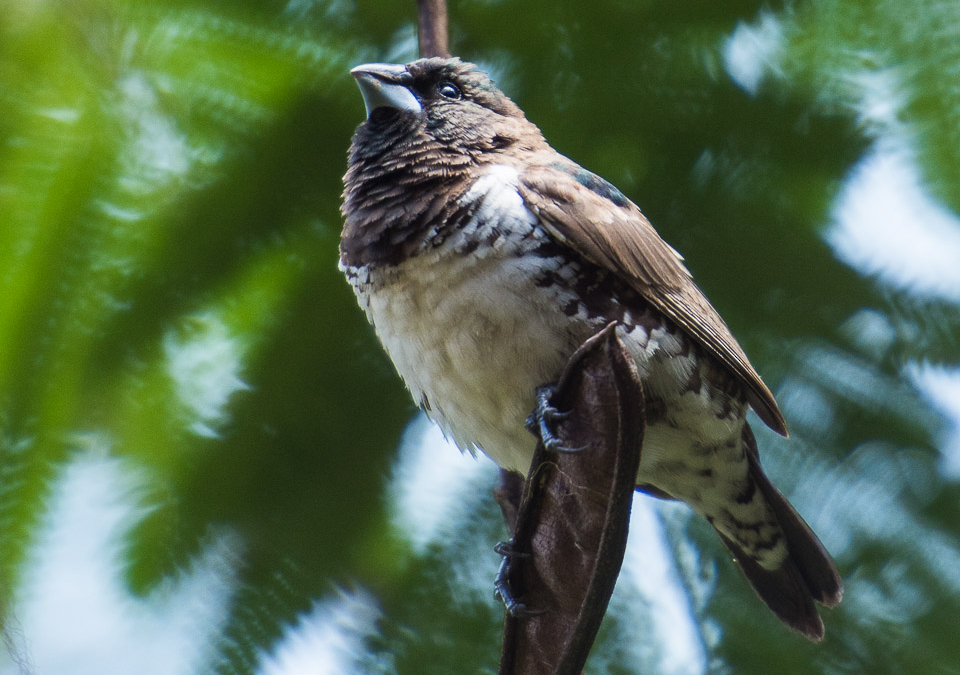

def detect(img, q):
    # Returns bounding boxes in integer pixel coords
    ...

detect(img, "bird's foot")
[525,385,584,453]
[493,539,543,618]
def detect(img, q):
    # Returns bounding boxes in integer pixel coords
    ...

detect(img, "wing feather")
[518,162,787,436]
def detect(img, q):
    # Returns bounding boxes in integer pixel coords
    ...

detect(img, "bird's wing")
[517,160,787,436]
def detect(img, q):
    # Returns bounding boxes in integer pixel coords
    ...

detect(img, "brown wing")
[518,161,787,436]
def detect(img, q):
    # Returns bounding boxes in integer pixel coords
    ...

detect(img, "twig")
[416,0,450,58]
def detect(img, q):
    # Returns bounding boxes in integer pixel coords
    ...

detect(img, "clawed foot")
[525,385,584,453]
[493,539,543,618]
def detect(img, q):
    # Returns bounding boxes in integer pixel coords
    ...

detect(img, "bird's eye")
[437,81,462,99]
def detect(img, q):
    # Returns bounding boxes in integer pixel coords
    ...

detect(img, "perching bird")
[340,57,842,640]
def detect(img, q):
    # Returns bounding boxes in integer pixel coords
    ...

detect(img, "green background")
[2,0,959,673]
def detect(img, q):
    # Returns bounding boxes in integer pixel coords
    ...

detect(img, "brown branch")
[498,322,645,675]
[494,469,525,535]
[417,0,450,58]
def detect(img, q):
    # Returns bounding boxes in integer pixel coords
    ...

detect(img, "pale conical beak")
[350,63,422,117]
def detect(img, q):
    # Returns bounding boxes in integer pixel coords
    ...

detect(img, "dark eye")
[437,81,461,99]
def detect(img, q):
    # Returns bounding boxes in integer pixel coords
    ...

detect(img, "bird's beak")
[351,63,422,118]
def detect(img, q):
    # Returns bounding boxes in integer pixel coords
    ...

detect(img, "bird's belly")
[360,247,586,473]
[363,252,767,553]
[356,255,746,497]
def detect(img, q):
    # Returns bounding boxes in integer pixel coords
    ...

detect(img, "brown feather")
[714,425,842,639]
[517,161,788,436]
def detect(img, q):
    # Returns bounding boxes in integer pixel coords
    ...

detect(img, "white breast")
[343,165,583,472]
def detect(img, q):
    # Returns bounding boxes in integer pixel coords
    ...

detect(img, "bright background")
[2,1,960,673]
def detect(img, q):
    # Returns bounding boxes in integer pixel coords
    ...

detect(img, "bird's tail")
[716,424,843,641]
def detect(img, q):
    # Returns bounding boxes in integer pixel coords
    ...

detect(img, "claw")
[526,385,585,453]
[493,539,544,618]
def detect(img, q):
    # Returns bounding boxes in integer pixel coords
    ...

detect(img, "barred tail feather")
[717,533,825,640]
[719,425,843,641]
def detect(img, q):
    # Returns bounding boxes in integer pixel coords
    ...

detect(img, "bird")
[339,57,842,640]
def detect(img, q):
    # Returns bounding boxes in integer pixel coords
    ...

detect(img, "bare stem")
[417,0,450,58]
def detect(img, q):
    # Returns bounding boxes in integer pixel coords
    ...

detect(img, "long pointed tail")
[718,424,842,641]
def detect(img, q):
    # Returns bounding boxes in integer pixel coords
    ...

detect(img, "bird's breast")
[342,166,594,471]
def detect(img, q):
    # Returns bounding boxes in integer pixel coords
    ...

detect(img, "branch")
[417,0,450,58]
[498,322,645,675]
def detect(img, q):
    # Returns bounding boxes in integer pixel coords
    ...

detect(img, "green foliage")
[2,1,960,674]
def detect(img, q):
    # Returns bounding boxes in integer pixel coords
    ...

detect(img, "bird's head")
[348,57,543,164]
